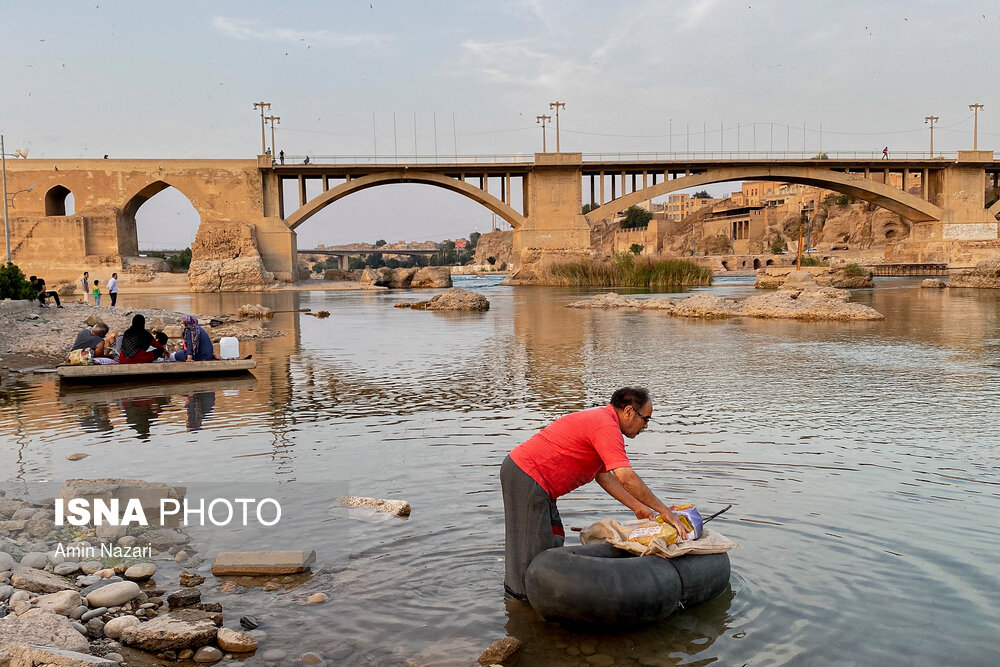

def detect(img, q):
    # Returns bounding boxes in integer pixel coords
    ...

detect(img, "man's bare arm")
[611,467,689,536]
[595,471,656,519]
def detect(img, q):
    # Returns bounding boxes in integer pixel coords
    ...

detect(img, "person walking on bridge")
[882,146,889,159]
[500,386,690,601]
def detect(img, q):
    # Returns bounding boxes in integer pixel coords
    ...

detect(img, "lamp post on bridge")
[536,114,551,152]
[1,135,33,265]
[549,101,565,152]
[253,101,271,155]
[969,103,984,150]
[265,115,280,156]
[924,115,938,158]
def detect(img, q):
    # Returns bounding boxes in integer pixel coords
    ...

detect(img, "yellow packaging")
[626,521,679,546]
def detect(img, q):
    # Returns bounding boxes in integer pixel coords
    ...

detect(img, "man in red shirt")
[501,386,689,601]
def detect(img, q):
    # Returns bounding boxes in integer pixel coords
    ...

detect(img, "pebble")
[105,653,124,663]
[103,615,141,639]
[86,581,141,607]
[307,592,328,604]
[54,562,81,576]
[300,653,324,665]
[178,649,194,659]
[174,550,190,563]
[84,617,105,638]
[9,590,29,603]
[70,621,87,635]
[66,453,89,461]
[123,563,157,581]
[0,553,14,571]
[46,551,67,566]
[81,606,108,621]
[180,571,205,587]
[19,552,48,569]
[586,655,615,666]
[117,535,137,548]
[261,648,287,661]
[70,604,88,619]
[239,615,259,630]
[97,568,116,579]
[81,561,104,575]
[262,581,281,592]
[217,627,258,652]
[0,585,13,602]
[193,646,223,662]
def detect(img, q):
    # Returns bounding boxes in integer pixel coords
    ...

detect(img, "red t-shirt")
[510,405,631,499]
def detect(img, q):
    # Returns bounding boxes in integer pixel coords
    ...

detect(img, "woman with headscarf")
[119,314,166,364]
[174,314,219,362]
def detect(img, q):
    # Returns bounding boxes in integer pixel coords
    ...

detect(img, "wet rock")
[167,588,201,609]
[410,266,452,288]
[174,550,190,563]
[178,649,195,659]
[179,571,205,587]
[238,303,273,318]
[239,615,259,630]
[217,626,258,652]
[211,550,316,576]
[193,646,224,662]
[20,552,48,569]
[477,636,522,665]
[921,278,947,288]
[66,452,89,461]
[34,590,82,616]
[338,496,411,517]
[306,592,327,604]
[140,529,189,551]
[103,614,141,639]
[124,563,157,581]
[80,606,107,621]
[219,581,237,593]
[86,581,141,607]
[586,654,615,666]
[949,258,1000,288]
[300,652,324,665]
[119,609,219,651]
[11,567,75,594]
[0,608,90,651]
[397,287,489,311]
[261,648,287,661]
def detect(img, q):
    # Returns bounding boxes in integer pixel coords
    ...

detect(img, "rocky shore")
[0,303,284,378]
[567,271,885,321]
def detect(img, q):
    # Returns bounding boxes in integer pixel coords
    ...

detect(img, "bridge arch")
[583,166,945,225]
[119,180,201,257]
[284,170,526,231]
[44,185,74,216]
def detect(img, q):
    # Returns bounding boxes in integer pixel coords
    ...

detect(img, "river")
[1,276,998,665]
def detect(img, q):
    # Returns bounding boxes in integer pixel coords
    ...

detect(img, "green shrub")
[800,256,826,267]
[629,243,644,255]
[620,206,652,229]
[542,254,712,287]
[841,263,867,276]
[0,263,37,300]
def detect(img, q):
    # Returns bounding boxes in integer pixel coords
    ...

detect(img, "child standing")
[92,280,101,306]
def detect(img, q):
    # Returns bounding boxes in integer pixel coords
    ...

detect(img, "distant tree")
[486,256,497,266]
[620,205,652,229]
[582,202,599,214]
[692,190,712,199]
[629,243,644,255]
[375,239,387,247]
[167,247,192,272]
[312,262,325,273]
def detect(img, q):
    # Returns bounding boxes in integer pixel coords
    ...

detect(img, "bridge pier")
[514,153,592,268]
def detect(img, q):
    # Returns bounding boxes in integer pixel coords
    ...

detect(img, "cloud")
[679,0,719,29]
[212,16,385,48]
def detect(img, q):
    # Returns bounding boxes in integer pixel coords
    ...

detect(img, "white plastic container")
[219,336,240,359]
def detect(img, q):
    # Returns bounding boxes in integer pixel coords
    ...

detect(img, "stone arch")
[44,185,73,216]
[118,180,200,257]
[721,260,730,271]
[284,170,527,231]
[583,166,944,225]
[766,259,775,266]
[753,258,761,269]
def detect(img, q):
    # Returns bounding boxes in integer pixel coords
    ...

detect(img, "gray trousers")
[501,455,564,600]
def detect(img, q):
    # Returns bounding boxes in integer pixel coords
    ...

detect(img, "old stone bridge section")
[4,152,998,289]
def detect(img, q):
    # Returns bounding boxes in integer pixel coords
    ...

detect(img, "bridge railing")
[275,150,959,165]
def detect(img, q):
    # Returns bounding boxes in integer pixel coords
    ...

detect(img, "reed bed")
[540,254,713,287]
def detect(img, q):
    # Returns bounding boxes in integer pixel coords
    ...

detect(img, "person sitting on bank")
[29,276,62,308]
[153,331,173,362]
[174,315,219,362]
[119,314,166,364]
[71,322,112,358]
[500,386,691,602]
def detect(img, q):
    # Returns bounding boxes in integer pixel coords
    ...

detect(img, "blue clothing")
[174,326,214,361]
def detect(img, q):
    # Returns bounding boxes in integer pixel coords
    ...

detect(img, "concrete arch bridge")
[4,152,998,286]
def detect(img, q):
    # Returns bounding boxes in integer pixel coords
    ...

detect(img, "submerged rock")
[949,258,1000,288]
[478,636,523,665]
[921,278,947,288]
[338,496,411,517]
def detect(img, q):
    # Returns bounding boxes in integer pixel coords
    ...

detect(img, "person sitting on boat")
[71,322,111,358]
[173,315,220,362]
[153,331,174,362]
[119,314,166,364]
[500,386,690,602]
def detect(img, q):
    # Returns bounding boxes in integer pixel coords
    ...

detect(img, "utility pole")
[393,112,398,162]
[252,101,271,155]
[433,112,438,162]
[969,103,984,150]
[2,134,8,264]
[549,101,565,152]
[925,115,939,157]
[536,114,551,152]
[264,115,280,156]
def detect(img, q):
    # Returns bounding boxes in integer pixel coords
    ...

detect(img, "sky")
[3,1,999,249]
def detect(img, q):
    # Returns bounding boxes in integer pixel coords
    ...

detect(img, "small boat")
[57,359,256,383]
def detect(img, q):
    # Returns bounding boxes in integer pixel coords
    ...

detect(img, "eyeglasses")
[631,407,652,424]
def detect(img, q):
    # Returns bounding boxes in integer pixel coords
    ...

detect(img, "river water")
[1,276,999,666]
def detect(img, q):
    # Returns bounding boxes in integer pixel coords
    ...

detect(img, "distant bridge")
[299,247,438,269]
